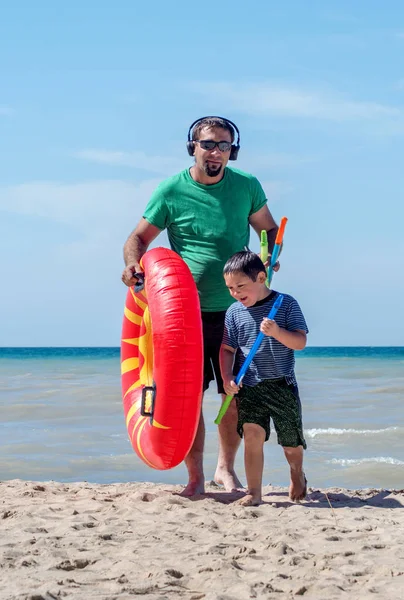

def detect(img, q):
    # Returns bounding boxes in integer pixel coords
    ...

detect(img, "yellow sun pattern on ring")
[124,306,142,326]
[136,419,158,468]
[130,414,145,439]
[123,379,141,399]
[130,287,147,310]
[122,284,171,463]
[121,337,138,346]
[121,357,139,375]
[125,399,142,428]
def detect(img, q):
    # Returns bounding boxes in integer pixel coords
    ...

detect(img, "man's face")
[193,126,232,178]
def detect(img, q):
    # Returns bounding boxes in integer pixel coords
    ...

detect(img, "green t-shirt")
[143,167,267,311]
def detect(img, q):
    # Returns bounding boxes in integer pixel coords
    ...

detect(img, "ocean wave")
[329,457,404,466]
[366,386,404,394]
[306,427,399,438]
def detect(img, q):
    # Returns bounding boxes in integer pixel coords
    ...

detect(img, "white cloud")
[0,178,161,234]
[0,173,293,240]
[76,149,186,176]
[0,106,14,116]
[77,147,312,174]
[0,177,168,276]
[0,178,166,346]
[0,178,168,315]
[238,153,315,171]
[0,173,291,266]
[320,12,360,24]
[189,81,402,122]
[261,180,295,202]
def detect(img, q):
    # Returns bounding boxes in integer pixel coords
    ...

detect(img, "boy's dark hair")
[223,251,266,281]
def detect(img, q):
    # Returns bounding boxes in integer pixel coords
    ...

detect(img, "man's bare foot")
[214,468,244,492]
[289,471,307,502]
[238,493,262,506]
[179,478,205,497]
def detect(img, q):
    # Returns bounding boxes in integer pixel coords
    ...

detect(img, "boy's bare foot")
[179,478,205,497]
[238,493,262,506]
[214,468,244,492]
[289,471,307,502]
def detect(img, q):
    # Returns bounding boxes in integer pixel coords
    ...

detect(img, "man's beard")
[203,162,222,177]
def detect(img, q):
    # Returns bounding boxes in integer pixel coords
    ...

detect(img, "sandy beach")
[1,480,404,600]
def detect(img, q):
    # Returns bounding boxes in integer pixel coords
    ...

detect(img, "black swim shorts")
[236,377,307,448]
[201,310,226,395]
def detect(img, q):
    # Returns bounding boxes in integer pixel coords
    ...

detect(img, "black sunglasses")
[195,140,232,152]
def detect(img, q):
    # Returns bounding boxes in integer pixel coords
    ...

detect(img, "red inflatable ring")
[121,247,203,470]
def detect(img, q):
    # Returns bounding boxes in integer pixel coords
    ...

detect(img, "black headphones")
[186,116,241,161]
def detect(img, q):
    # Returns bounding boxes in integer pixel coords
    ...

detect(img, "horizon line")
[1,345,403,350]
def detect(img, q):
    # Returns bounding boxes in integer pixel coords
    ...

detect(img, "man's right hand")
[121,264,144,287]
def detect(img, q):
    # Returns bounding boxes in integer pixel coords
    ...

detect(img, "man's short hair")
[191,117,235,142]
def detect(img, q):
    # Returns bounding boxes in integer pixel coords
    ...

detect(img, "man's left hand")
[263,258,280,272]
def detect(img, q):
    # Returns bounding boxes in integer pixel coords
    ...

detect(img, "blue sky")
[1,0,403,346]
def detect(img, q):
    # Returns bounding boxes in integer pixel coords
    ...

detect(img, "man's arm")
[121,218,162,286]
[249,205,279,253]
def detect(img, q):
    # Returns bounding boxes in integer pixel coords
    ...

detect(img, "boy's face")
[224,271,268,307]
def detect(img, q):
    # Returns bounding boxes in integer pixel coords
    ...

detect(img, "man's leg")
[181,409,205,496]
[214,395,244,491]
[202,310,243,492]
[283,445,306,501]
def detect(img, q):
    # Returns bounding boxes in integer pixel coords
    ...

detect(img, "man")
[121,116,279,496]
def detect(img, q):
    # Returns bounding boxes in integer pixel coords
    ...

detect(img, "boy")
[219,251,308,506]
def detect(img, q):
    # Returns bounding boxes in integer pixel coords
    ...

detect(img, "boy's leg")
[239,423,266,506]
[236,380,272,504]
[264,379,307,502]
[282,445,306,502]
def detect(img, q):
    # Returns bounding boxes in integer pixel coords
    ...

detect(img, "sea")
[1,347,403,490]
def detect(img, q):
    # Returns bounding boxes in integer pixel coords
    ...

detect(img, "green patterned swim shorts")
[236,377,307,448]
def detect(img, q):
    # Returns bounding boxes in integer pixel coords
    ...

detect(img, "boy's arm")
[220,344,241,395]
[260,320,307,351]
[219,344,236,382]
[275,328,307,351]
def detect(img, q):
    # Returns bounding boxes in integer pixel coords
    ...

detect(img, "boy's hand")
[223,379,241,396]
[260,317,281,339]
